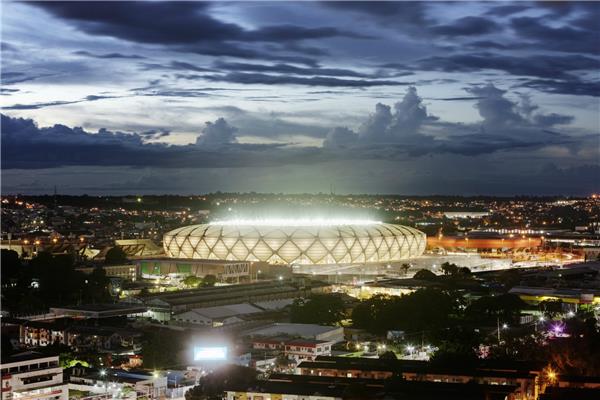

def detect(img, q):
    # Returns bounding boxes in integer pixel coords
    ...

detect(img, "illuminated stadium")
[163,219,426,266]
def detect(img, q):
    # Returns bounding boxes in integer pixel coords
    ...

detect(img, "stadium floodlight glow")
[209,218,382,227]
[193,346,228,361]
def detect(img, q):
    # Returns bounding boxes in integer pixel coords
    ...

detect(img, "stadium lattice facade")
[163,221,426,265]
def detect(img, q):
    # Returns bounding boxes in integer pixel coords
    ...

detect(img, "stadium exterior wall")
[163,222,426,266]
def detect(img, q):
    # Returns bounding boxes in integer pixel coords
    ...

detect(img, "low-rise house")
[1,352,68,400]
[173,303,263,327]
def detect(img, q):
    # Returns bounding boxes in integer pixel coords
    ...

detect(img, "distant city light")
[209,218,382,227]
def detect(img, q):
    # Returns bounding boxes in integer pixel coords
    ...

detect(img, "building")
[136,258,250,281]
[15,319,142,354]
[297,356,541,399]
[224,373,520,400]
[163,219,426,266]
[443,211,489,219]
[173,303,263,327]
[509,286,600,306]
[67,367,167,399]
[252,337,334,362]
[244,323,344,343]
[1,352,68,400]
[133,279,329,321]
[75,264,138,280]
[49,304,147,319]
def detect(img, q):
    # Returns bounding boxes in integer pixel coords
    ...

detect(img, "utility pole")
[497,317,501,343]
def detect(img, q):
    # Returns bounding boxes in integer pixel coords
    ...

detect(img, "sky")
[1,1,599,196]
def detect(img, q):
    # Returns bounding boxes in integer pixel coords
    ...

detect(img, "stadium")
[163,219,426,266]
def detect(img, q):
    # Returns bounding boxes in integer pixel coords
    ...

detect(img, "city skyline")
[1,1,599,195]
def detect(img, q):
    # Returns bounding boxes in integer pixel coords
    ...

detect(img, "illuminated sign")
[193,346,228,361]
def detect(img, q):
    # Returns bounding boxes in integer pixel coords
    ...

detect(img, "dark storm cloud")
[485,4,529,17]
[3,95,121,110]
[466,41,508,50]
[0,88,20,95]
[203,72,410,87]
[1,41,18,52]
[510,16,599,55]
[411,53,599,97]
[2,71,54,85]
[1,84,592,172]
[213,61,372,78]
[517,78,600,97]
[33,1,367,47]
[0,114,306,170]
[533,113,575,128]
[73,50,145,59]
[322,1,432,29]
[416,53,599,80]
[431,16,502,37]
[324,85,582,157]
[139,61,214,73]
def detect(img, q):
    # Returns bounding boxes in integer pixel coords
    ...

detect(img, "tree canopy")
[105,246,128,265]
[352,288,460,334]
[291,294,346,325]
[185,365,258,400]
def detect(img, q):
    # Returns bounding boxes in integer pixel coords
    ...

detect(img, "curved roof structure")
[163,220,426,265]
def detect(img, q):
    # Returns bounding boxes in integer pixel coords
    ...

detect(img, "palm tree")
[401,263,411,276]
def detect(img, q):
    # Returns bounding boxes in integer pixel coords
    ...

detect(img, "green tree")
[202,274,217,287]
[400,263,411,276]
[352,289,461,334]
[182,275,202,288]
[85,266,112,303]
[414,269,437,281]
[441,262,459,276]
[185,365,257,400]
[291,294,346,325]
[105,247,128,265]
[1,249,21,282]
[466,293,526,321]
[379,350,397,360]
[141,329,185,369]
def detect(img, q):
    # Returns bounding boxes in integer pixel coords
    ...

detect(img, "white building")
[252,338,334,362]
[245,323,344,343]
[1,352,68,400]
[173,303,263,327]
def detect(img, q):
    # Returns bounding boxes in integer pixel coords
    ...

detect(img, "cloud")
[353,86,431,143]
[417,53,599,81]
[321,1,433,32]
[511,15,599,55]
[73,50,145,59]
[3,95,121,110]
[517,78,600,97]
[533,113,575,128]
[323,127,358,149]
[203,72,410,87]
[33,1,368,61]
[213,61,372,78]
[485,4,529,17]
[1,85,592,172]
[195,118,238,147]
[413,53,599,96]
[321,85,584,157]
[431,16,502,37]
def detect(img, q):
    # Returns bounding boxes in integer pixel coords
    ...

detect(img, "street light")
[406,345,415,359]
[100,370,107,397]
